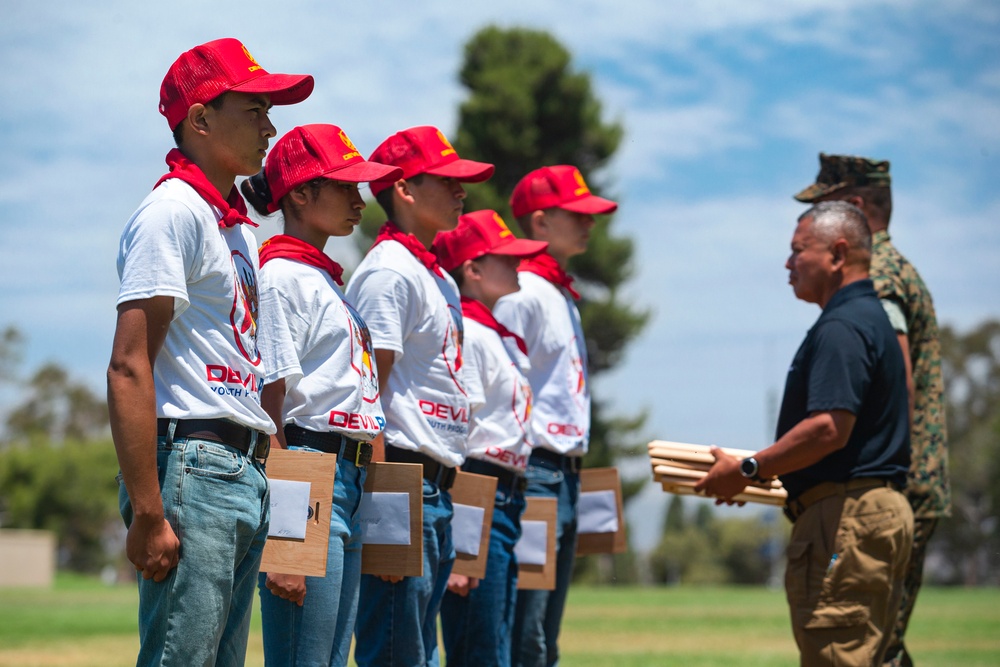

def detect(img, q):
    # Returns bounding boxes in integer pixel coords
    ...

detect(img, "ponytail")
[241,170,274,216]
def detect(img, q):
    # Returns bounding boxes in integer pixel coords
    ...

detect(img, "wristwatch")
[739,457,763,482]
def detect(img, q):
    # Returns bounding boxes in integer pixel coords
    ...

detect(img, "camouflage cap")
[793,153,891,203]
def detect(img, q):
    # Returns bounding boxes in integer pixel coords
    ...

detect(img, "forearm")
[108,360,163,519]
[261,380,288,450]
[755,410,855,479]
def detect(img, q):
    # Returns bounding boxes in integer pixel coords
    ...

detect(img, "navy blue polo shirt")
[777,279,910,501]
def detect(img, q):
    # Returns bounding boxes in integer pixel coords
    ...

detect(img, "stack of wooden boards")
[648,440,788,506]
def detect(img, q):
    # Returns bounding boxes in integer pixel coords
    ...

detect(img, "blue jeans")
[354,479,455,667]
[441,480,526,667]
[511,458,580,667]
[118,436,269,667]
[258,449,367,667]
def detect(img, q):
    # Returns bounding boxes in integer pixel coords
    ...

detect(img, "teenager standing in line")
[108,38,312,667]
[346,126,494,666]
[434,209,547,667]
[241,124,401,667]
[493,166,618,667]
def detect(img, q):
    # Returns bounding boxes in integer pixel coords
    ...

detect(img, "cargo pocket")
[804,602,871,629]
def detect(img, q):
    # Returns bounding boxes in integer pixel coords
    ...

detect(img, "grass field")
[1,574,998,666]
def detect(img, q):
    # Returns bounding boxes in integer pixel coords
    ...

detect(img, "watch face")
[740,457,757,477]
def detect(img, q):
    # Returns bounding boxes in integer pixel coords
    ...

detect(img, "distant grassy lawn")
[1,574,998,666]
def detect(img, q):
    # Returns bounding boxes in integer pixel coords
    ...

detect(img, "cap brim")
[324,162,404,184]
[793,181,848,203]
[231,73,315,106]
[489,238,549,258]
[425,158,495,183]
[561,194,618,215]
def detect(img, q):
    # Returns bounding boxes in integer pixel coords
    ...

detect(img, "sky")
[2,1,998,550]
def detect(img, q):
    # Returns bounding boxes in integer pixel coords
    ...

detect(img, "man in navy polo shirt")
[696,201,914,666]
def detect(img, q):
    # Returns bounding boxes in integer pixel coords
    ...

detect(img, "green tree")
[5,362,109,443]
[935,320,1000,584]
[0,439,121,572]
[453,25,649,475]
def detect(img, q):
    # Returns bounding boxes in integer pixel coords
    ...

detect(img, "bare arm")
[260,378,288,450]
[107,296,179,581]
[694,410,857,501]
[368,348,396,463]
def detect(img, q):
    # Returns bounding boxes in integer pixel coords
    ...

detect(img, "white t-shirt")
[258,258,385,441]
[346,240,469,466]
[116,179,275,433]
[462,317,533,472]
[494,271,590,456]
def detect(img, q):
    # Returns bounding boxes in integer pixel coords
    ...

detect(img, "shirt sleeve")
[880,298,908,335]
[805,319,872,416]
[462,328,488,412]
[347,267,413,357]
[117,198,202,318]
[257,266,305,386]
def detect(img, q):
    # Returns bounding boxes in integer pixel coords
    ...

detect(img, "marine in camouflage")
[870,230,951,518]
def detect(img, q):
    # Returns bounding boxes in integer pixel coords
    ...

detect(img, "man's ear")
[182,103,210,138]
[394,178,416,207]
[830,238,849,270]
[528,210,547,239]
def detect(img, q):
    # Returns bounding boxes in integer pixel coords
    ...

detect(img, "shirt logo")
[230,249,262,366]
[344,300,379,403]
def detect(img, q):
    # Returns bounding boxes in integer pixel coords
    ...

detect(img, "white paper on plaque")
[451,503,486,556]
[358,492,411,545]
[267,479,311,539]
[577,490,619,535]
[514,520,547,566]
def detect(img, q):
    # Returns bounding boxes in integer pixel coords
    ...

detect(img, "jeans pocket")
[524,464,563,493]
[187,441,248,480]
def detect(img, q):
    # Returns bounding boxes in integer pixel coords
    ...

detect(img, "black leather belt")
[530,447,582,474]
[284,424,372,467]
[157,418,269,461]
[784,477,898,522]
[385,445,457,490]
[462,457,526,492]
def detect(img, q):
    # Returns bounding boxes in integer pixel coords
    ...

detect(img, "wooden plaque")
[261,448,337,577]
[449,471,498,579]
[575,467,627,556]
[516,496,557,591]
[360,462,424,578]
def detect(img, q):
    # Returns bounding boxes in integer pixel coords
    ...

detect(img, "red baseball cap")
[368,126,494,195]
[433,209,548,273]
[509,165,618,218]
[263,124,404,213]
[159,38,314,130]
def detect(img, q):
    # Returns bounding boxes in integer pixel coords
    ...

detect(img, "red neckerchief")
[518,252,580,300]
[259,235,344,286]
[461,296,528,356]
[155,149,257,229]
[370,221,443,277]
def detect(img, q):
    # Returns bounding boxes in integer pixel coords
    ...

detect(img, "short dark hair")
[172,92,229,147]
[839,185,893,223]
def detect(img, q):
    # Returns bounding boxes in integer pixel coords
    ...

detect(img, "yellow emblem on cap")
[242,44,262,73]
[437,130,457,158]
[340,130,361,161]
[572,169,590,197]
[492,212,514,238]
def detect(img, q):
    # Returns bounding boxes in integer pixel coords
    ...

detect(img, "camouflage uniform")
[795,154,951,667]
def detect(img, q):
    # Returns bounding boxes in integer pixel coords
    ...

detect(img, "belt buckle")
[353,441,364,467]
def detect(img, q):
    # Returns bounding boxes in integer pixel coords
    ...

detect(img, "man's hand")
[446,573,479,597]
[264,572,307,606]
[693,446,749,503]
[378,574,405,584]
[127,514,180,582]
